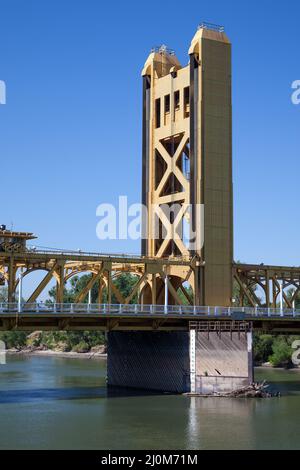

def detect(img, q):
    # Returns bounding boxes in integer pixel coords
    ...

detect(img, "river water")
[0,355,300,450]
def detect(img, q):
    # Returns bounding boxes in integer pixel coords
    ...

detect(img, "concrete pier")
[107,324,253,395]
[190,330,253,395]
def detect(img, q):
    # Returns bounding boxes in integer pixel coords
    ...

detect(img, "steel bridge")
[1,249,300,314]
[0,249,196,306]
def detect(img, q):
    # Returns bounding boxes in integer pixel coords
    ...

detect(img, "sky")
[0,0,300,282]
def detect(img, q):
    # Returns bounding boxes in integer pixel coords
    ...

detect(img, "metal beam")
[74,267,104,304]
[26,264,58,304]
[125,273,147,305]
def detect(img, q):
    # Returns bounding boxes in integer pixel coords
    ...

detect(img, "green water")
[0,355,300,450]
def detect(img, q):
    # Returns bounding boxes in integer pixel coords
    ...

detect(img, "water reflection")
[187,396,256,450]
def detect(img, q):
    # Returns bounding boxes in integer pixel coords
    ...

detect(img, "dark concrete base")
[107,331,190,393]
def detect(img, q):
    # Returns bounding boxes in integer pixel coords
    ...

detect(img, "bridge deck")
[1,304,300,332]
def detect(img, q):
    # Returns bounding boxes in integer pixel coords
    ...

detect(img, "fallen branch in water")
[221,381,280,398]
[186,381,281,398]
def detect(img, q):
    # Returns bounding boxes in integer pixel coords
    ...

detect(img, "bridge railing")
[0,303,300,318]
[26,248,191,263]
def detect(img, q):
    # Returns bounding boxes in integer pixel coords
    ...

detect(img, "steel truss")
[0,251,199,306]
[234,264,300,308]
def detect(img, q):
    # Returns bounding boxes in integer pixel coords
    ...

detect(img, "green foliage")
[48,276,85,304]
[72,341,90,353]
[253,334,274,363]
[37,331,105,352]
[37,332,68,351]
[269,337,293,368]
[254,334,300,367]
[113,273,139,304]
[0,331,27,349]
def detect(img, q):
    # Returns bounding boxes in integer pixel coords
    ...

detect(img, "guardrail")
[1,303,300,318]
[24,248,190,263]
[198,22,225,33]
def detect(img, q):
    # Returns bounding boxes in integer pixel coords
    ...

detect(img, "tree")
[113,273,139,304]
[269,336,293,368]
[0,331,27,350]
[253,334,273,364]
[36,330,105,352]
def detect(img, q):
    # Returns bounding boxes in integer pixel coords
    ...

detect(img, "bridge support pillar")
[190,322,254,395]
[107,324,253,395]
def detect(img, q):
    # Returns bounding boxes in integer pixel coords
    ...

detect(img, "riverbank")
[256,363,300,370]
[7,348,107,360]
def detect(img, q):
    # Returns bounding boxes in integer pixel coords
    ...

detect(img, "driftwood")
[220,381,280,399]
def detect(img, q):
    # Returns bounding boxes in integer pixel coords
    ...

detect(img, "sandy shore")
[7,349,107,360]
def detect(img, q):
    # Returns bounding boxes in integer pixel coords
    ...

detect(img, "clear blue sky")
[0,0,299,268]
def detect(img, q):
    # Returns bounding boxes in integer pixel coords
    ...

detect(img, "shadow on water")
[0,386,164,404]
[255,368,300,396]
[1,378,300,404]
[266,380,300,396]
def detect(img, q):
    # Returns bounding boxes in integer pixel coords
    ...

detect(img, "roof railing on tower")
[198,22,225,33]
[151,45,175,56]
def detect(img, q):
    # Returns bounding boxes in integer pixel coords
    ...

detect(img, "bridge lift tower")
[141,23,233,307]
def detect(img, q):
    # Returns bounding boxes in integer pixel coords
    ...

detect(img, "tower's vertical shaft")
[189,25,233,306]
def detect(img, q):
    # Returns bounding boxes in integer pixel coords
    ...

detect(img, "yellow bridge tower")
[141,23,233,306]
